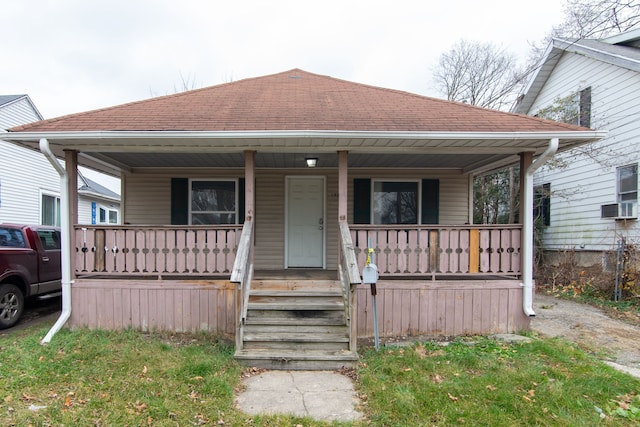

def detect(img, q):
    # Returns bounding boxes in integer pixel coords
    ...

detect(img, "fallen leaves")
[20,393,37,402]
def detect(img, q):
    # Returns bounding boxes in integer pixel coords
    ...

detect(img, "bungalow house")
[1,69,603,369]
[1,94,121,226]
[513,28,640,270]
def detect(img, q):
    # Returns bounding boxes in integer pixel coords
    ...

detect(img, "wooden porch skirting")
[355,280,530,338]
[69,279,237,338]
[68,278,529,339]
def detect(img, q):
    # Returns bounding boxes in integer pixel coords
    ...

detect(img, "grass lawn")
[1,326,639,426]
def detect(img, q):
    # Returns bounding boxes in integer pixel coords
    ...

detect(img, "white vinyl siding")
[0,140,62,224]
[529,52,640,251]
[0,97,41,130]
[0,97,59,224]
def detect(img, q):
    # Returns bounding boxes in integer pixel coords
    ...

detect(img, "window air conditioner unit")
[601,202,637,219]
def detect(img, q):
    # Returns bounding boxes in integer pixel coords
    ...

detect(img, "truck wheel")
[0,284,24,329]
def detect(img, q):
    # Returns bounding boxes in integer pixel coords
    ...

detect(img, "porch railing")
[74,225,243,276]
[350,225,522,277]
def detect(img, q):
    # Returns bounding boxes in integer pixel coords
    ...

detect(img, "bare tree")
[555,0,640,38]
[432,40,529,111]
[529,0,640,61]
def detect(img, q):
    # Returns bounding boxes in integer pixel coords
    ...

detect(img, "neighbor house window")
[534,183,551,226]
[41,194,60,226]
[576,87,591,128]
[566,87,591,128]
[97,206,119,224]
[190,179,238,224]
[373,180,419,224]
[617,164,638,203]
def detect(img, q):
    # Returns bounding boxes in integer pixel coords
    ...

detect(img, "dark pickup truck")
[0,224,62,329]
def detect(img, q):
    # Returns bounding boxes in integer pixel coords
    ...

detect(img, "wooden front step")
[235,279,356,370]
[234,348,358,370]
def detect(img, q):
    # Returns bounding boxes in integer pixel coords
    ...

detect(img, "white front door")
[286,176,325,268]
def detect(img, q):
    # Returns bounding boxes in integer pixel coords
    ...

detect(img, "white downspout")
[40,138,72,344]
[522,138,558,316]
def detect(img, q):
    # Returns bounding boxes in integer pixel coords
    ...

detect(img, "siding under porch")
[68,276,529,338]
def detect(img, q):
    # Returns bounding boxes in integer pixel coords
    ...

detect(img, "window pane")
[37,230,61,250]
[0,227,26,248]
[99,208,106,223]
[109,210,118,224]
[373,181,418,224]
[56,198,60,227]
[42,195,57,226]
[191,181,236,212]
[618,165,638,201]
[192,213,236,225]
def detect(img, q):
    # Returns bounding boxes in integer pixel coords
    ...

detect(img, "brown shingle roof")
[11,68,586,133]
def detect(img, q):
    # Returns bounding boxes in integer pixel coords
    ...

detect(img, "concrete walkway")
[235,370,363,422]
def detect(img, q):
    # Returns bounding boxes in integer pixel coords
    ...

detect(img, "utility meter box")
[363,262,379,284]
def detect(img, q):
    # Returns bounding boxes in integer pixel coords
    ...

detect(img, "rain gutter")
[0,129,607,142]
[39,138,72,344]
[521,138,558,317]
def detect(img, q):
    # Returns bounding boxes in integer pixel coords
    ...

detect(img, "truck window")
[0,227,27,248]
[37,230,61,250]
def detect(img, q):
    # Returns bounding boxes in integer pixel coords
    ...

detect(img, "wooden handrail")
[230,220,253,283]
[230,220,253,352]
[339,221,362,285]
[338,221,361,354]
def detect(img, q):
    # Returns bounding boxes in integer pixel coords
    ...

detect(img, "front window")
[41,194,60,226]
[618,164,638,203]
[190,180,238,224]
[373,180,418,224]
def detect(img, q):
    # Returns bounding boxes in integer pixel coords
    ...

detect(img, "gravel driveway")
[531,293,640,378]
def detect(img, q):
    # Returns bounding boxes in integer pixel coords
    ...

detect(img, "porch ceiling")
[4,130,605,176]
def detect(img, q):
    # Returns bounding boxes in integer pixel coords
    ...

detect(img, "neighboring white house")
[0,94,120,225]
[514,29,640,266]
[78,172,121,225]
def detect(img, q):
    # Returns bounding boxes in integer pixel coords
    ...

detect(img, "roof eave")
[0,129,607,143]
[77,190,121,203]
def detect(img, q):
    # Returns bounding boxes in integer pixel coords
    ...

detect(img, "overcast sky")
[2,0,566,120]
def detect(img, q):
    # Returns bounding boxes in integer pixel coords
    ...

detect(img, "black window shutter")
[421,179,439,224]
[171,178,189,225]
[353,178,371,224]
[238,178,245,224]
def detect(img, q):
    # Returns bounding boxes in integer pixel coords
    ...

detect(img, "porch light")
[305,157,318,168]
